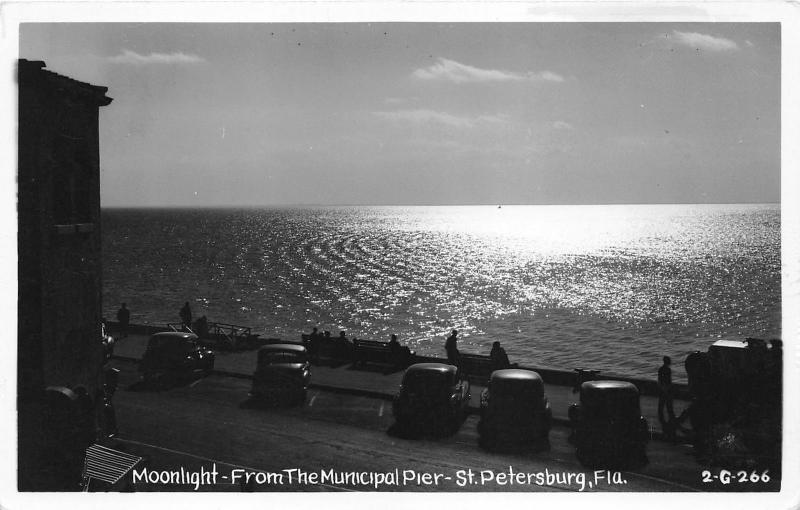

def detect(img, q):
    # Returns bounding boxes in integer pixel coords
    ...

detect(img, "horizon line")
[100,201,781,210]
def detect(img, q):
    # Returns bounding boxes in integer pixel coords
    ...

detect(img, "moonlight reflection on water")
[102,204,781,380]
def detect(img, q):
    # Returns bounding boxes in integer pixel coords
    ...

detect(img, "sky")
[19,23,780,207]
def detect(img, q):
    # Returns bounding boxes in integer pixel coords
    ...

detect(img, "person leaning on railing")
[445,330,460,366]
[489,341,510,372]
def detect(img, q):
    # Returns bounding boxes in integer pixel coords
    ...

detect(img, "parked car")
[139,332,215,383]
[392,363,470,435]
[478,369,551,450]
[251,344,311,402]
[684,339,781,470]
[568,380,649,469]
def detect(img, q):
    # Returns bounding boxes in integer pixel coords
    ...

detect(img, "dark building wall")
[18,59,112,490]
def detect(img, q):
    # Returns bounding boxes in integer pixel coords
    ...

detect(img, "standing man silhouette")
[180,301,193,328]
[445,329,460,366]
[658,355,676,437]
[116,303,130,338]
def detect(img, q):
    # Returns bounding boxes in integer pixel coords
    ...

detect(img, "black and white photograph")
[3,1,799,507]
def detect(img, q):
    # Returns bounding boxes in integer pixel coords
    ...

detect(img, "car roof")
[150,332,198,341]
[405,363,457,375]
[490,369,542,383]
[582,380,638,394]
[710,339,748,350]
[258,343,307,354]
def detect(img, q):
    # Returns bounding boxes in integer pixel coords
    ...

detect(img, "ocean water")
[101,204,781,381]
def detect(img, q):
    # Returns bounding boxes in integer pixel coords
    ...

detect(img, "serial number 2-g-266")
[701,470,770,485]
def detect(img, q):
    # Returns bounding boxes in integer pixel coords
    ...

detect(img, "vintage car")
[139,332,215,383]
[251,344,311,402]
[392,363,470,435]
[568,380,649,469]
[478,369,551,450]
[684,338,781,470]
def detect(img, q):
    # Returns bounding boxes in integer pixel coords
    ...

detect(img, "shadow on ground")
[239,394,307,410]
[346,363,406,376]
[126,374,210,392]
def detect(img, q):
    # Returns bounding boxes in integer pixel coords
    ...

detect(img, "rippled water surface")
[102,204,781,380]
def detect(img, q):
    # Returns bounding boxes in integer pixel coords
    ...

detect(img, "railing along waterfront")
[107,320,689,399]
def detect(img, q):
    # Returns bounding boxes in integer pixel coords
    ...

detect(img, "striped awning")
[83,444,142,485]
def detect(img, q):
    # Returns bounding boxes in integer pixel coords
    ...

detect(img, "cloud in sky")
[374,109,474,128]
[374,109,510,128]
[671,30,739,52]
[412,58,564,84]
[107,49,205,65]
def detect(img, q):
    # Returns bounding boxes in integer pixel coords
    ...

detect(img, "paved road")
[106,359,717,492]
[111,333,691,428]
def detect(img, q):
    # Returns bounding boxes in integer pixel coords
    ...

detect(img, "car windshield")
[403,370,455,394]
[491,379,542,398]
[260,351,307,364]
[164,341,196,355]
[584,393,641,419]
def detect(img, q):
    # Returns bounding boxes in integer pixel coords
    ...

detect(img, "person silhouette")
[179,302,192,328]
[445,329,460,366]
[490,341,510,371]
[194,315,209,339]
[658,355,677,438]
[116,303,130,338]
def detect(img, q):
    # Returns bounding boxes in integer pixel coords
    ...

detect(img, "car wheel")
[165,371,180,387]
[575,447,589,467]
[447,411,462,434]
[536,436,552,452]
[398,418,420,437]
[479,431,497,450]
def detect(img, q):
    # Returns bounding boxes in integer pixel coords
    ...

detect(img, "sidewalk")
[112,333,687,434]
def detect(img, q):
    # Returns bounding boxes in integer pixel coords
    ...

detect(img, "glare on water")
[102,204,781,380]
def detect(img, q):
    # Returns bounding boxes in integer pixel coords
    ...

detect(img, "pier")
[89,324,783,492]
[108,326,690,430]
